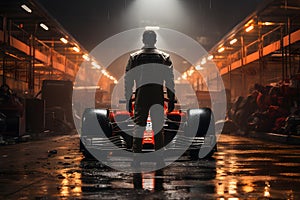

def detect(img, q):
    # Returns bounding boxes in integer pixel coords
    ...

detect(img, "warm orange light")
[91,61,100,69]
[261,22,275,26]
[207,55,214,60]
[245,25,254,32]
[60,37,68,44]
[230,38,237,45]
[82,54,90,61]
[215,55,225,59]
[188,69,195,76]
[245,19,254,27]
[101,69,109,76]
[182,72,187,80]
[218,47,225,53]
[72,46,80,53]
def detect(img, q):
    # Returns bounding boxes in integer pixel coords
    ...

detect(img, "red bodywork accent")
[142,117,155,145]
[111,99,184,147]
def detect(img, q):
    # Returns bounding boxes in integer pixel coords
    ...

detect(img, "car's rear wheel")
[82,108,112,138]
[81,109,113,158]
[185,108,217,159]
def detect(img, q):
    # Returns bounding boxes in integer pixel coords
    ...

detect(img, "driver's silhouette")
[124,30,175,157]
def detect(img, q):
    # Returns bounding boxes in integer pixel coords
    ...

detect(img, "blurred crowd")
[228,74,300,135]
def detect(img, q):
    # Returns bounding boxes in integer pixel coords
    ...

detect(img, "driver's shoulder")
[130,50,144,58]
[156,50,170,58]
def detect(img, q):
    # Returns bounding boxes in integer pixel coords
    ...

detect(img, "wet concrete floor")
[0,132,300,199]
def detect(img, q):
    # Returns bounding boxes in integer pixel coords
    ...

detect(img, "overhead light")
[271,53,289,57]
[34,63,45,67]
[72,46,80,53]
[195,65,204,70]
[245,25,254,32]
[182,72,187,80]
[114,80,118,84]
[40,23,49,31]
[5,52,25,60]
[91,61,101,69]
[101,69,109,76]
[73,86,100,90]
[218,47,225,53]
[60,37,68,44]
[245,19,254,27]
[201,58,206,65]
[21,4,32,13]
[215,55,225,59]
[207,55,214,60]
[188,69,195,76]
[230,38,237,45]
[145,26,160,31]
[259,22,275,26]
[82,54,90,61]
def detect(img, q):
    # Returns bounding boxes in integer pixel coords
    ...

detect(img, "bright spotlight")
[230,38,237,45]
[72,46,80,53]
[245,25,254,32]
[82,54,90,61]
[195,65,204,70]
[145,26,160,31]
[60,37,68,44]
[40,23,49,31]
[207,55,214,60]
[218,47,225,53]
[21,4,32,13]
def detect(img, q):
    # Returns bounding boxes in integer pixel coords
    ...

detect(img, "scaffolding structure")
[0,0,116,96]
[184,0,300,100]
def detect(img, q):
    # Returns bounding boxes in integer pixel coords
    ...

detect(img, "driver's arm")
[165,57,175,102]
[124,56,135,101]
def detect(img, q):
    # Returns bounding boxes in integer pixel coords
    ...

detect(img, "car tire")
[82,108,112,138]
[186,108,216,159]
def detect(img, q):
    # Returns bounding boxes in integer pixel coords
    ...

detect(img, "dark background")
[38,0,263,51]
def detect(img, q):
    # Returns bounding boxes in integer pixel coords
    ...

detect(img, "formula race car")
[80,94,217,160]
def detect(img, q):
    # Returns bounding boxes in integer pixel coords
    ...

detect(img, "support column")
[281,26,285,81]
[2,16,7,85]
[258,24,264,85]
[29,34,35,94]
[2,56,5,85]
[240,35,246,96]
[229,56,232,101]
[288,17,292,78]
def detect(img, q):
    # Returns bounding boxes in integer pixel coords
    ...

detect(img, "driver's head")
[142,30,157,47]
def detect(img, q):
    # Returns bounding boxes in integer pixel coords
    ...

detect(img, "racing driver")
[124,30,176,156]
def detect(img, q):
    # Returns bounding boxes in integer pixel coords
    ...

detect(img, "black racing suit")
[124,47,175,153]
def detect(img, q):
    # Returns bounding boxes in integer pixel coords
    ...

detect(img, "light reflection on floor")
[1,133,300,199]
[59,170,82,197]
